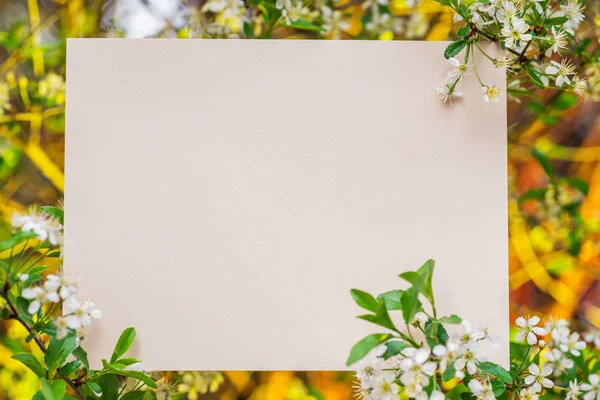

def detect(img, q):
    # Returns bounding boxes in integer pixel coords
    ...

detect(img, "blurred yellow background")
[0,0,599,398]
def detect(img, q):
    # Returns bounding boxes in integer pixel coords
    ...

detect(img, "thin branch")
[1,289,85,400]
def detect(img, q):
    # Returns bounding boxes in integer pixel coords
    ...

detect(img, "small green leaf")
[564,177,588,195]
[72,346,89,371]
[45,335,77,372]
[116,357,140,366]
[438,315,462,324]
[381,340,409,360]
[0,230,36,253]
[552,92,578,110]
[377,290,403,310]
[87,381,102,396]
[121,391,146,400]
[531,149,555,180]
[443,363,456,382]
[357,300,397,331]
[12,353,46,377]
[243,22,253,38]
[98,374,119,399]
[40,378,65,400]
[491,380,506,396]
[281,19,324,32]
[111,327,136,363]
[58,360,82,377]
[346,333,391,366]
[40,206,64,225]
[106,364,158,389]
[544,16,568,26]
[401,286,423,324]
[526,67,546,90]
[518,188,548,204]
[478,361,513,384]
[444,41,467,59]
[350,289,378,312]
[457,26,470,38]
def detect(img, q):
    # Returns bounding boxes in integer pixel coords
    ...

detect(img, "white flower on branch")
[584,330,600,348]
[501,17,532,48]
[45,274,78,301]
[11,207,62,246]
[481,84,502,102]
[524,364,554,393]
[54,317,70,340]
[370,372,398,400]
[356,357,385,388]
[459,320,485,343]
[493,53,516,75]
[468,379,495,400]
[399,348,437,390]
[434,84,463,105]
[497,1,521,24]
[64,297,102,330]
[416,390,445,400]
[454,341,486,377]
[582,374,600,400]
[516,316,546,345]
[559,332,587,356]
[545,59,577,87]
[545,27,569,57]
[321,6,350,39]
[520,387,540,400]
[22,286,59,314]
[558,0,585,34]
[567,379,584,400]
[447,57,472,79]
[433,339,460,372]
[544,348,574,372]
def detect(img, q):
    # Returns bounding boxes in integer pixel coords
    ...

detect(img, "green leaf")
[518,188,548,204]
[98,374,119,399]
[350,289,378,312]
[381,340,409,360]
[478,361,513,384]
[87,381,102,396]
[457,26,470,38]
[58,360,82,377]
[72,346,89,371]
[491,380,506,396]
[552,92,578,110]
[16,297,33,324]
[531,148,555,179]
[106,364,158,389]
[357,300,397,331]
[346,333,391,366]
[40,378,66,400]
[40,206,64,225]
[12,353,46,377]
[243,22,253,38]
[281,19,324,32]
[444,41,467,59]
[0,230,36,252]
[424,320,449,347]
[377,290,403,310]
[121,391,146,400]
[45,335,77,372]
[401,286,423,324]
[526,67,546,90]
[439,315,462,324]
[443,363,457,382]
[111,327,136,363]
[116,357,140,366]
[564,177,588,195]
[399,259,435,306]
[544,16,568,26]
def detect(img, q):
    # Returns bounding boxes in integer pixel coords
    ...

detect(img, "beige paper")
[64,39,508,371]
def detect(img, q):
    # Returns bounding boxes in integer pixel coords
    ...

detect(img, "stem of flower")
[0,288,85,400]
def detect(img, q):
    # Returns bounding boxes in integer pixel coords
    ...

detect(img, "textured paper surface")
[65,39,508,371]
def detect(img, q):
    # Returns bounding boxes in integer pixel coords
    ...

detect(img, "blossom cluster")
[354,319,497,400]
[435,0,594,103]
[12,207,100,341]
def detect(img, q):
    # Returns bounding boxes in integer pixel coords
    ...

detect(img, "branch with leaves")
[347,259,600,400]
